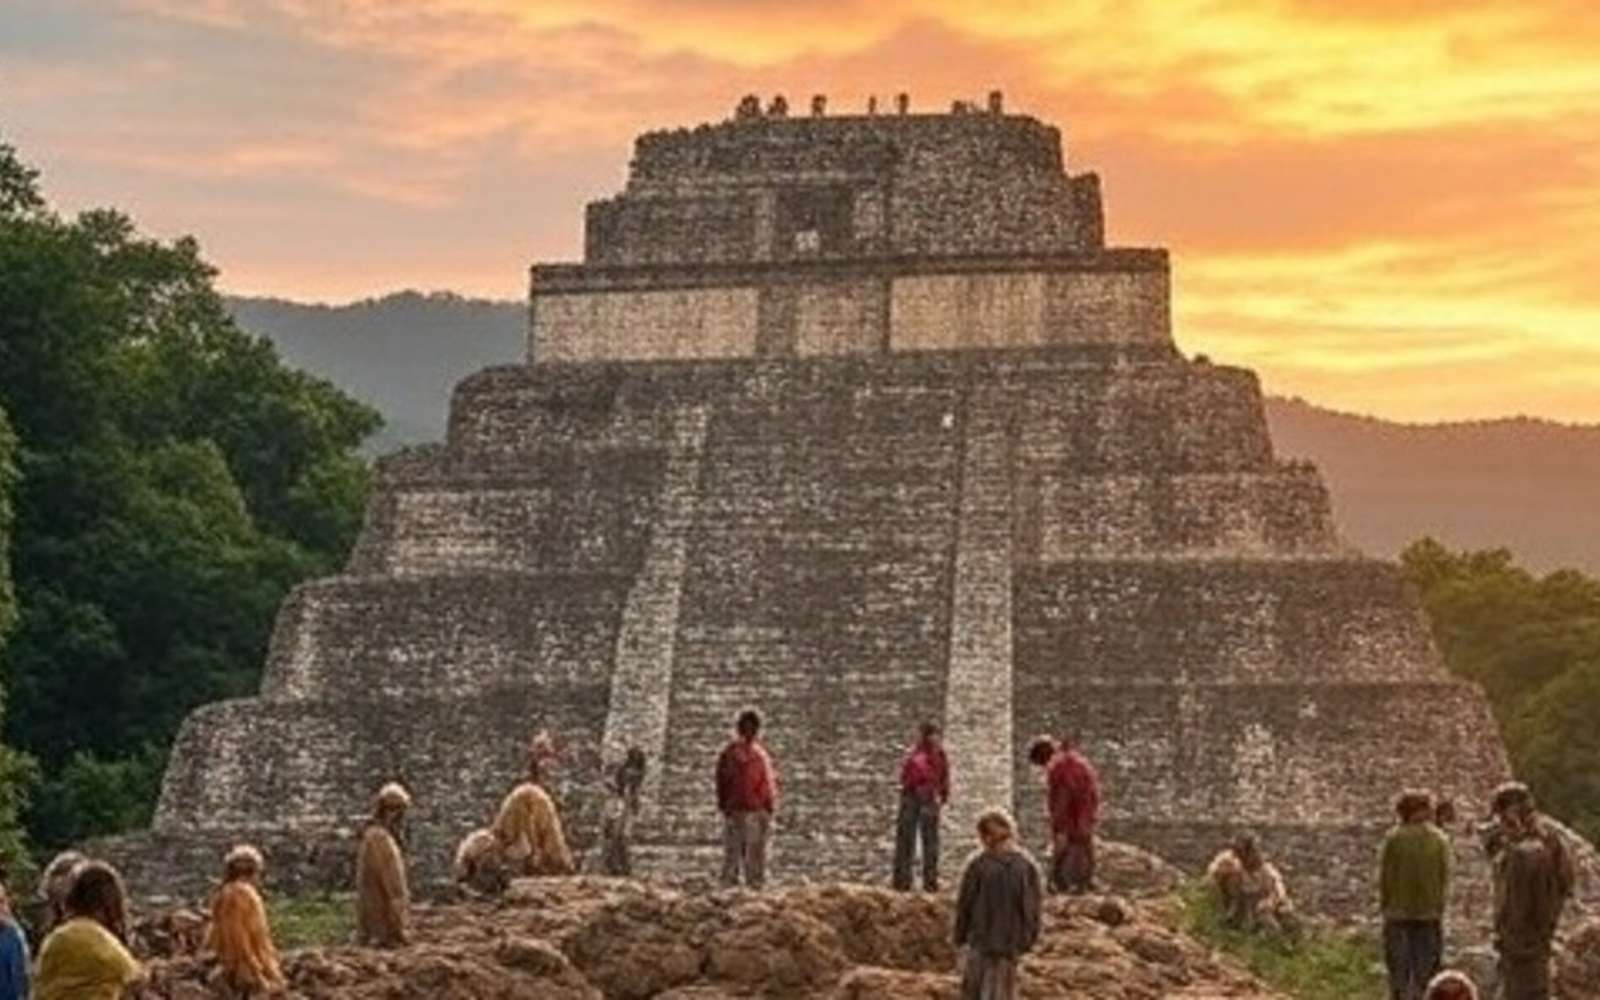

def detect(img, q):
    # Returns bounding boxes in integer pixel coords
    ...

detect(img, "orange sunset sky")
[2,1,1598,422]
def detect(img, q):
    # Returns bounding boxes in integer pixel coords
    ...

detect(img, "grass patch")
[1180,882,1387,1000]
[268,893,356,950]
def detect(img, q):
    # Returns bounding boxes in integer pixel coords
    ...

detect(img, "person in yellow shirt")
[208,845,286,995]
[33,861,143,1000]
[356,782,412,948]
[492,747,575,877]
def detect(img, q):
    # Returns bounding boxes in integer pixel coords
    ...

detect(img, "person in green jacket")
[1380,789,1451,1000]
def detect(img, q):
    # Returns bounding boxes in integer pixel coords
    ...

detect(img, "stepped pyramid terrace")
[107,92,1550,922]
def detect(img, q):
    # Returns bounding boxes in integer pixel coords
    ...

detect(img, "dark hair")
[1027,736,1056,766]
[1396,789,1434,822]
[1435,797,1458,825]
[919,721,941,740]
[736,709,762,737]
[1491,781,1533,817]
[63,862,129,939]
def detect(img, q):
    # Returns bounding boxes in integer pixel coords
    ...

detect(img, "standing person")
[715,709,778,889]
[355,782,412,948]
[33,861,143,1000]
[1485,782,1573,1000]
[208,844,285,996]
[492,744,576,877]
[1028,734,1100,894]
[1380,790,1451,1000]
[953,809,1043,1000]
[600,748,648,877]
[0,882,28,1000]
[892,721,950,892]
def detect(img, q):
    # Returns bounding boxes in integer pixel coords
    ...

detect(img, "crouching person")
[208,845,286,996]
[954,809,1043,1000]
[453,828,510,897]
[1206,833,1297,934]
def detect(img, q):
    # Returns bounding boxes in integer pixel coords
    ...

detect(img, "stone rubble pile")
[129,876,1282,1000]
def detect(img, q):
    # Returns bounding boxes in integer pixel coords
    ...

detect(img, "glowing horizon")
[3,0,1597,422]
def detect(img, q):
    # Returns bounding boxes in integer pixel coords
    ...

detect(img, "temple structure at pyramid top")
[530,91,1168,363]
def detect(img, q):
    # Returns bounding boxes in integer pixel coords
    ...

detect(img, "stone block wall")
[127,346,1525,917]
[530,252,1171,363]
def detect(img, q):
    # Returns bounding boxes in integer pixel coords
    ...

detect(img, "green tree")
[0,135,380,848]
[0,403,41,871]
[1402,538,1600,840]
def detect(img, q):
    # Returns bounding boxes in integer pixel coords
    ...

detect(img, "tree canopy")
[0,136,379,854]
[1402,538,1600,840]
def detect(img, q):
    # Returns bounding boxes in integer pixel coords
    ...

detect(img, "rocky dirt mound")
[131,878,1282,999]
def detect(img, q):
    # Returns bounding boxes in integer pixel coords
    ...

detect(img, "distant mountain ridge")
[226,291,1600,575]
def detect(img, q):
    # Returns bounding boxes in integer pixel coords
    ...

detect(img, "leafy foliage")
[1,398,42,873]
[1180,882,1386,1000]
[0,134,380,850]
[1402,538,1600,840]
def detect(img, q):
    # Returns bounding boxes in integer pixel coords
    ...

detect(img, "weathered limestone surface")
[109,101,1561,932]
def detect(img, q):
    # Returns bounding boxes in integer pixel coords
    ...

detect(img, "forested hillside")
[1268,398,1600,576]
[228,293,1600,575]
[228,292,521,452]
[0,137,378,862]
[1403,540,1600,841]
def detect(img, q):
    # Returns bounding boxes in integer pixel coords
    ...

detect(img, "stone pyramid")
[119,95,1514,917]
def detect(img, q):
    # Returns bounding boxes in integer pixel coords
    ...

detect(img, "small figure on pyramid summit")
[355,782,412,948]
[810,94,826,117]
[734,94,762,120]
[988,89,1004,114]
[767,94,789,117]
[716,708,778,889]
[895,91,910,114]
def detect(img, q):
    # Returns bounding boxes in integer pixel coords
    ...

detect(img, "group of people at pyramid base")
[0,712,1579,1000]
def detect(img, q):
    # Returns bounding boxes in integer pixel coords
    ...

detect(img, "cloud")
[1,0,1596,421]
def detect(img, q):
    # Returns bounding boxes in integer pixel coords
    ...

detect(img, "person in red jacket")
[892,720,951,892]
[715,708,778,888]
[1028,733,1100,894]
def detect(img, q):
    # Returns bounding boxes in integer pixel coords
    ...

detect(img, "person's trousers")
[1499,949,1553,1000]
[891,792,941,891]
[959,950,1019,1000]
[1382,919,1442,1000]
[720,810,771,888]
[1050,833,1095,894]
